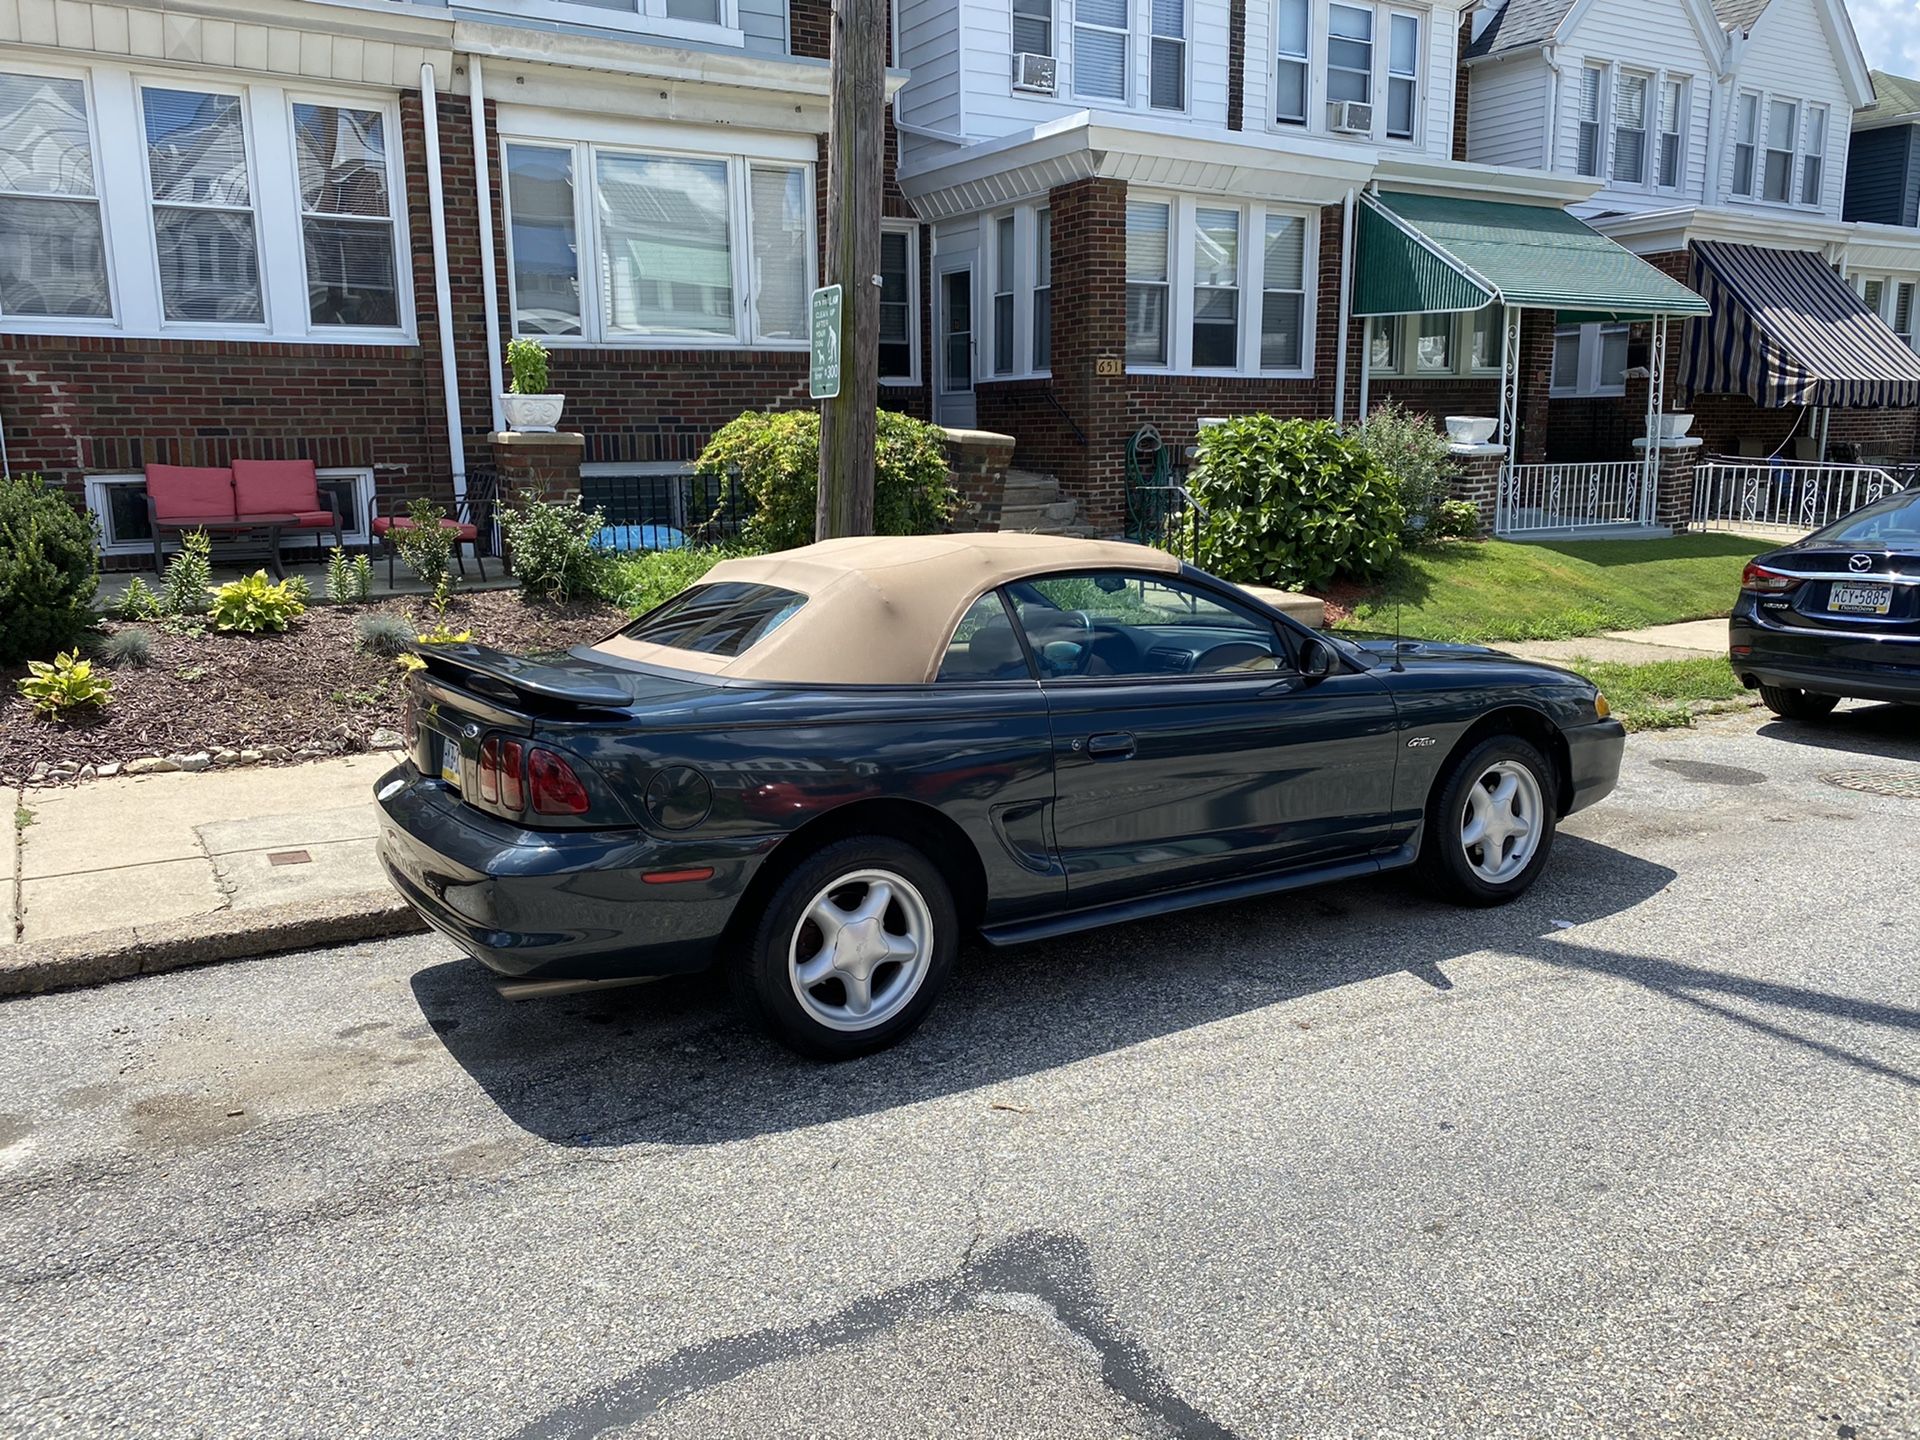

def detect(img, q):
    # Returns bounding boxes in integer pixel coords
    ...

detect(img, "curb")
[0,887,427,999]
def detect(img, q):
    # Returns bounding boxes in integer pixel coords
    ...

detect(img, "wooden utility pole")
[815,0,885,539]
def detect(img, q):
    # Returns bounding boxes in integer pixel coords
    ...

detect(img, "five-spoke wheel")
[788,869,934,1032]
[1419,735,1557,906]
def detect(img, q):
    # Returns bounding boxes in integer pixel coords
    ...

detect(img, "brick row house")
[3,0,1917,557]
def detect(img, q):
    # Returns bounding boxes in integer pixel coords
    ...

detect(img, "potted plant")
[502,337,565,433]
[1657,411,1695,439]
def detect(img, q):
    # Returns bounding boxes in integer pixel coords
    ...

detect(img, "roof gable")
[1712,0,1770,33]
[1462,0,1576,59]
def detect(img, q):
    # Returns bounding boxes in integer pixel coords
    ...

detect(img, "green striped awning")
[1355,191,1710,321]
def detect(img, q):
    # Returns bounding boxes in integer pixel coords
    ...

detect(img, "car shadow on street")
[408,835,1678,1148]
[1755,702,1920,761]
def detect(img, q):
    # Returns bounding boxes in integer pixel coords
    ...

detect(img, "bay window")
[1731,92,1758,197]
[501,135,813,347]
[878,226,918,383]
[1033,208,1052,373]
[1763,98,1797,203]
[142,86,263,324]
[1275,0,1309,125]
[1414,312,1451,371]
[1611,72,1648,186]
[1127,195,1315,374]
[1799,104,1826,206]
[1366,307,1500,378]
[1386,14,1418,140]
[1150,0,1187,111]
[993,213,1016,374]
[1575,67,1605,179]
[0,71,110,320]
[1657,79,1685,190]
[1074,0,1130,102]
[293,102,401,330]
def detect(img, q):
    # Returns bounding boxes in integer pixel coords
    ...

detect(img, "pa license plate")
[1828,582,1892,616]
[438,736,462,788]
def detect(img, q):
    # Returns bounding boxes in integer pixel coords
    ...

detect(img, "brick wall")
[1227,0,1247,131]
[789,0,830,59]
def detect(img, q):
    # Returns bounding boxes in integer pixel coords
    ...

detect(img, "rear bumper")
[373,764,761,981]
[1562,717,1627,817]
[1730,610,1920,704]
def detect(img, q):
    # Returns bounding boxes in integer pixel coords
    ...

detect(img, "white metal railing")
[1689,460,1908,537]
[1495,461,1649,535]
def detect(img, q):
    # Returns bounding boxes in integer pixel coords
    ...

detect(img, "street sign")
[809,284,843,399]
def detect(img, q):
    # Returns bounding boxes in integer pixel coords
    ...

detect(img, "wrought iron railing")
[579,471,751,553]
[1495,461,1649,535]
[1688,460,1907,537]
[1129,483,1209,567]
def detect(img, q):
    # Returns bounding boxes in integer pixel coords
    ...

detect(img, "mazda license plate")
[1828,582,1892,616]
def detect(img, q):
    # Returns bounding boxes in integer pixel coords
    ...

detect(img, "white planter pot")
[1657,412,1695,439]
[502,392,566,433]
[1445,415,1498,445]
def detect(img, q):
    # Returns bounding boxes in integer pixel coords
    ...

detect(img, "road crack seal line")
[504,1229,1244,1440]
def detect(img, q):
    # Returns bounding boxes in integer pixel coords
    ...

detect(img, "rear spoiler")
[415,643,634,712]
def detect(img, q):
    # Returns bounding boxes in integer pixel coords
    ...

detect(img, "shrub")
[694,408,957,552]
[208,570,307,634]
[114,575,163,621]
[392,500,456,593]
[161,529,213,617]
[605,545,748,615]
[17,650,113,718]
[1184,416,1404,591]
[507,336,551,394]
[1351,404,1455,546]
[355,610,417,657]
[1428,499,1484,542]
[501,500,610,602]
[0,472,100,665]
[325,546,374,604]
[99,628,153,667]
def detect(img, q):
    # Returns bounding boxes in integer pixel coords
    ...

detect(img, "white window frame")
[498,123,816,351]
[1572,64,1607,179]
[1383,11,1418,142]
[977,203,1051,380]
[1655,76,1686,193]
[878,220,921,387]
[1032,206,1052,376]
[136,74,269,334]
[1072,0,1132,104]
[1148,0,1189,113]
[1856,274,1918,355]
[1012,0,1055,58]
[84,467,375,556]
[456,0,743,48]
[1799,102,1827,208]
[1730,89,1759,199]
[1364,309,1502,378]
[1266,0,1422,144]
[1548,321,1629,398]
[1610,69,1650,187]
[1761,95,1798,205]
[991,211,1017,375]
[1728,88,1828,211]
[0,61,120,331]
[1125,192,1317,378]
[1273,0,1310,127]
[284,89,412,343]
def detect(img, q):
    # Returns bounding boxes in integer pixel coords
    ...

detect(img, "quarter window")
[937,592,1032,682]
[141,86,263,324]
[0,72,110,321]
[1126,200,1171,366]
[293,102,400,329]
[1275,0,1309,125]
[1074,0,1129,101]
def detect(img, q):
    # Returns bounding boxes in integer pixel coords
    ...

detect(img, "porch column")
[1633,435,1703,530]
[1496,304,1523,495]
[1641,314,1667,521]
[490,430,584,506]
[1447,441,1507,536]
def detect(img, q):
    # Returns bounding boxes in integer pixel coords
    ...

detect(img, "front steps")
[995,469,1104,539]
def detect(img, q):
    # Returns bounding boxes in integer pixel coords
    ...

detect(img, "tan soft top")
[590,532,1181,685]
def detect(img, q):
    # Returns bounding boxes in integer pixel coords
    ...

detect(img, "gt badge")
[1407,736,1436,747]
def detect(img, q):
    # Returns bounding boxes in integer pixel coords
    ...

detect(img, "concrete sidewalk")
[1501,617,1727,666]
[6,753,422,992]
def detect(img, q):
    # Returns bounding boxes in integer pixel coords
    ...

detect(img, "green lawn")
[1556,656,1756,732]
[1336,534,1763,644]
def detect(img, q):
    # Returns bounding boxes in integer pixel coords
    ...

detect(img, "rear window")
[1809,490,1920,548]
[621,583,807,658]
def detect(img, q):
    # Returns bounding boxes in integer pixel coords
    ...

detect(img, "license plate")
[1828,582,1892,616]
[438,736,462,788]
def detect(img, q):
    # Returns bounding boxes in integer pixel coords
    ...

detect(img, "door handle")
[1085,731,1136,760]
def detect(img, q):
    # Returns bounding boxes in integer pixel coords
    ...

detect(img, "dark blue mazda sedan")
[1731,487,1920,720]
[377,533,1624,1058]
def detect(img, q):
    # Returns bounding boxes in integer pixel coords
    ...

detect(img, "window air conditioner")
[1328,100,1374,134]
[1012,52,1057,94]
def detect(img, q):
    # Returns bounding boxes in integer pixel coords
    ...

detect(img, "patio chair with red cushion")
[369,489,489,584]
[231,459,343,561]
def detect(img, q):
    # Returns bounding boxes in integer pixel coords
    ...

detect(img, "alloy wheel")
[787,868,934,1032]
[1459,760,1544,884]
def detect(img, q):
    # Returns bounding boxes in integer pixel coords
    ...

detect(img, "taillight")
[528,748,590,816]
[477,736,525,811]
[1741,562,1798,594]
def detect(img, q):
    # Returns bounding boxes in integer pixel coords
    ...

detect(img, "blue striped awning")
[1685,241,1920,409]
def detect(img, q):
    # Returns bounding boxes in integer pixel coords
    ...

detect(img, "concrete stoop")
[995,470,1102,539]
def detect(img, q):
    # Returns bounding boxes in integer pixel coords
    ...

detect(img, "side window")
[1008,572,1284,679]
[936,592,1033,682]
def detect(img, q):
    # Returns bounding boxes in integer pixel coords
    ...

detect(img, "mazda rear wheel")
[1759,685,1839,721]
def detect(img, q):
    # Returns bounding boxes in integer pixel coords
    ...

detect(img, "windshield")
[620,583,807,658]
[1807,490,1920,549]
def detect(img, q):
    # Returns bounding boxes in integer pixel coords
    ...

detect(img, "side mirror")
[1299,636,1335,681]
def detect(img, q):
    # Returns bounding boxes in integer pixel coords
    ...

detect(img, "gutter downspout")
[420,62,467,510]
[890,103,969,146]
[1541,47,1558,170]
[470,59,507,435]
[1334,187,1354,424]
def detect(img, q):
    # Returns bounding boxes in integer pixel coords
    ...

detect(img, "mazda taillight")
[478,736,525,811]
[528,748,590,816]
[1741,562,1798,594]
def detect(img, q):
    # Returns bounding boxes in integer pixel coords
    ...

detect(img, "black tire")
[1416,735,1558,907]
[1758,685,1839,721]
[730,836,958,1060]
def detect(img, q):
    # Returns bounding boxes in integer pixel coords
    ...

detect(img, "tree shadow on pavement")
[409,835,1679,1148]
[1754,703,1920,762]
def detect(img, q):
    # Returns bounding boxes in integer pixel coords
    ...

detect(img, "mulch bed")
[1,590,629,786]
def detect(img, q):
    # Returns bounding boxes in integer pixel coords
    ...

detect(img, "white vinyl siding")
[1462,54,1552,169]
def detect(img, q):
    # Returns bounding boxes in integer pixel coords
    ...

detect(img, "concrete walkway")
[8,753,400,954]
[1501,617,1727,666]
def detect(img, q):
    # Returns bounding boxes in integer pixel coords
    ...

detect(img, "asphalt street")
[2,702,1917,1439]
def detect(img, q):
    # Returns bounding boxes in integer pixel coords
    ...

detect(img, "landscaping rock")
[96,763,120,779]
[30,763,49,782]
[213,749,242,766]
[174,752,213,773]
[125,757,180,776]
[53,761,81,775]
[258,745,291,761]
[369,727,404,750]
[238,749,263,765]
[77,765,96,781]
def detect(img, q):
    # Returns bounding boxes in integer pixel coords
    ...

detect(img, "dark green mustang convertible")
[377,533,1625,1058]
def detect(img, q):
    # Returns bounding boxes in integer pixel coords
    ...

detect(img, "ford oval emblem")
[1850,553,1873,573]
[462,722,481,739]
